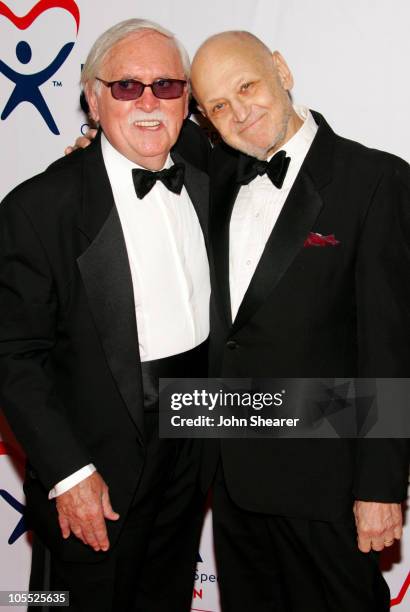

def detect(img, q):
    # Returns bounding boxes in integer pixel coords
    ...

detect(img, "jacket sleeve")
[353,157,410,502]
[0,195,92,491]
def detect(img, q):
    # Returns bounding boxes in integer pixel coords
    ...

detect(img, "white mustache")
[128,111,167,125]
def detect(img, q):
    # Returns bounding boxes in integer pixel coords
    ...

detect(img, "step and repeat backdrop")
[0,1,409,610]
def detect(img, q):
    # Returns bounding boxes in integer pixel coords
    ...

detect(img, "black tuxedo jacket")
[206,111,410,521]
[0,119,210,561]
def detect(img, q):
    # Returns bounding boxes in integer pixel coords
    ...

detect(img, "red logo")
[0,0,79,32]
[390,571,410,607]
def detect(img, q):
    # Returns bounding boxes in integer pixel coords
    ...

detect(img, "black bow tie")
[236,150,290,189]
[132,163,185,199]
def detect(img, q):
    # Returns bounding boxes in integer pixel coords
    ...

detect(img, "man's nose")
[231,98,250,123]
[135,85,160,112]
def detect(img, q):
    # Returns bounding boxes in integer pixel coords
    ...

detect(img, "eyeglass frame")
[94,77,188,101]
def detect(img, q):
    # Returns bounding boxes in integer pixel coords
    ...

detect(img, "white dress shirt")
[49,134,210,498]
[229,105,318,320]
[101,134,210,361]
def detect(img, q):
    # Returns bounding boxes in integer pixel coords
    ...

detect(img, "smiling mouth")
[239,114,265,134]
[134,120,162,129]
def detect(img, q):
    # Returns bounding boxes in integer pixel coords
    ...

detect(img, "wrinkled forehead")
[193,44,272,100]
[103,31,184,78]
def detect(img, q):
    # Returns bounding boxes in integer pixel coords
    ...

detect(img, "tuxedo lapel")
[232,169,323,333]
[210,146,241,328]
[221,111,335,335]
[76,137,144,441]
[171,150,209,247]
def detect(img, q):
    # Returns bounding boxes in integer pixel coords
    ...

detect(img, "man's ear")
[85,82,100,123]
[190,86,207,117]
[193,97,206,118]
[183,89,189,119]
[272,51,294,91]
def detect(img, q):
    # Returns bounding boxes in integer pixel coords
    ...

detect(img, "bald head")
[193,30,274,74]
[191,30,301,159]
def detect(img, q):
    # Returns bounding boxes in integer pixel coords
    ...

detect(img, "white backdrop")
[0,1,409,610]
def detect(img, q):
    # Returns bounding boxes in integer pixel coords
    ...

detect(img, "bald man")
[191,32,410,612]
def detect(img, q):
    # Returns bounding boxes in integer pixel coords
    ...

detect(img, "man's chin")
[230,139,271,160]
[130,141,171,159]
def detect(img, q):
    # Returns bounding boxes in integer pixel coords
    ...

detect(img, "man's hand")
[55,471,120,552]
[353,500,403,553]
[64,128,97,155]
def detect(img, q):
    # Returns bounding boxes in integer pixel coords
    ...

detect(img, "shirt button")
[255,212,260,218]
[246,260,252,265]
[226,340,238,350]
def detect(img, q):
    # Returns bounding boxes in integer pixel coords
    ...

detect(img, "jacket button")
[226,340,238,350]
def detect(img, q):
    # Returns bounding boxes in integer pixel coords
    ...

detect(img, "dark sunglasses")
[95,77,187,101]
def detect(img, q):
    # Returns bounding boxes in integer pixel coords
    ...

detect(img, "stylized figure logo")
[0,441,27,544]
[0,489,27,544]
[0,0,80,134]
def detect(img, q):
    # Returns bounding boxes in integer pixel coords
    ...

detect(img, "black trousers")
[213,462,390,612]
[29,342,209,612]
[29,437,205,612]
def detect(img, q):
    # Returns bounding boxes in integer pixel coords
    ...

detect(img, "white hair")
[81,18,191,94]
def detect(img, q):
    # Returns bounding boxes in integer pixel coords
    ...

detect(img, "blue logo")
[0,489,27,544]
[0,1,80,134]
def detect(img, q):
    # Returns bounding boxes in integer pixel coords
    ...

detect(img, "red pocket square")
[304,232,340,247]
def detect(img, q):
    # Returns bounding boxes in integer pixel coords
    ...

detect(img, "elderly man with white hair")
[0,19,210,612]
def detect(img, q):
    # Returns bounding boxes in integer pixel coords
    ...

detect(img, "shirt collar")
[269,105,317,162]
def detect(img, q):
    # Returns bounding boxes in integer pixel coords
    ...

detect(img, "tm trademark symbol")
[53,81,62,87]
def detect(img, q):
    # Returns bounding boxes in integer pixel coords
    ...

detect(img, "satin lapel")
[75,133,113,243]
[171,150,209,248]
[231,111,335,335]
[77,137,144,440]
[210,150,241,328]
[232,169,323,333]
